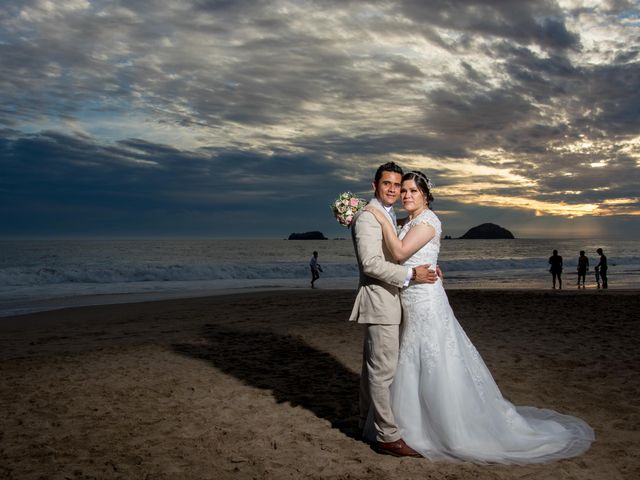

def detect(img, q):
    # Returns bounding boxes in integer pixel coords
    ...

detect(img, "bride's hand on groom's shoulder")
[363,205,383,222]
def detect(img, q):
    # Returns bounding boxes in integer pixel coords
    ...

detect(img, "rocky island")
[288,231,328,240]
[460,223,514,239]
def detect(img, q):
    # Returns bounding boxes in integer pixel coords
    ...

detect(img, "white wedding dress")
[390,209,594,463]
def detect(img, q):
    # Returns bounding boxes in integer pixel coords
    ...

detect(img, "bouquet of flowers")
[331,192,367,227]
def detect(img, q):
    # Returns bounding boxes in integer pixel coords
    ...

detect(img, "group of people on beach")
[549,248,608,290]
[342,162,594,462]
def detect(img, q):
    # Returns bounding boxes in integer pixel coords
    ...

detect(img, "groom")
[349,161,439,457]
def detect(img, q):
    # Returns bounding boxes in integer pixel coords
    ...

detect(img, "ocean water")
[0,238,638,316]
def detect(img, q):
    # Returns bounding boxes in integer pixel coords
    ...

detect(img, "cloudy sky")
[1,0,639,239]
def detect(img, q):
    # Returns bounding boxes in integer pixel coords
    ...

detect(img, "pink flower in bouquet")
[331,192,366,227]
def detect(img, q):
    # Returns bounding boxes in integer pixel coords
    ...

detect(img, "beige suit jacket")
[349,198,409,325]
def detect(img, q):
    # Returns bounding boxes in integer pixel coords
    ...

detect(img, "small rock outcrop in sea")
[460,223,515,239]
[288,231,328,240]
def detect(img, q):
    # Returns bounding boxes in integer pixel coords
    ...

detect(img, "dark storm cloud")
[0,0,612,139]
[406,30,639,211]
[426,86,537,139]
[497,43,640,137]
[397,0,579,49]
[1,0,639,237]
[295,132,466,158]
[1,128,452,237]
[0,129,362,236]
[1,129,341,200]
[0,0,424,130]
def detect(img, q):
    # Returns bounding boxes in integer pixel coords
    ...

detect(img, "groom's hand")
[414,265,438,284]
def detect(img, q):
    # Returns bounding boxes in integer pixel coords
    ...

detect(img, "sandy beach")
[1,288,639,480]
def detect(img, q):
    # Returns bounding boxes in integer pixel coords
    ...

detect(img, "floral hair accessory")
[414,171,435,191]
[331,192,367,227]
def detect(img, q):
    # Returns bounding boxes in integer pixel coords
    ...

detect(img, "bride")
[363,171,594,463]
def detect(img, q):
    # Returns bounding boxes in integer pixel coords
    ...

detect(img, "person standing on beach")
[577,251,589,288]
[309,251,323,288]
[349,162,438,457]
[596,248,608,289]
[549,249,563,289]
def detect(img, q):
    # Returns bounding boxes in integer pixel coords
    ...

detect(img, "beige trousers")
[360,323,401,443]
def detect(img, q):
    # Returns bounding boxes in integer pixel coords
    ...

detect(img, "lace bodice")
[399,209,442,304]
[399,209,441,268]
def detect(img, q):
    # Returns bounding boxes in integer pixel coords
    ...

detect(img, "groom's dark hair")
[374,162,403,184]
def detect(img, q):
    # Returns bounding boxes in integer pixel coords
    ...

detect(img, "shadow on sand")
[173,324,361,439]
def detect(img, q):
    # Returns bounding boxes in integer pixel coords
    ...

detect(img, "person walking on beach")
[309,251,323,288]
[549,249,563,289]
[596,248,608,289]
[349,162,438,457]
[577,251,589,288]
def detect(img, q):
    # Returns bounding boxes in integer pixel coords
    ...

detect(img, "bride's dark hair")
[402,171,434,205]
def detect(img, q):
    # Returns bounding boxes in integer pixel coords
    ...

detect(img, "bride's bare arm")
[363,206,436,263]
